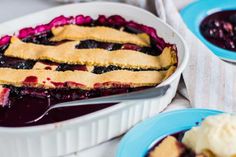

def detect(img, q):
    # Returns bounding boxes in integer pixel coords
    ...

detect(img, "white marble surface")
[0,1,191,157]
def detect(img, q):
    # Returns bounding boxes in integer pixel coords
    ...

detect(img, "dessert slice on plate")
[148,114,236,157]
[149,136,207,157]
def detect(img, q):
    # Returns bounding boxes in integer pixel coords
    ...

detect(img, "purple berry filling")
[0,85,148,127]
[200,10,236,51]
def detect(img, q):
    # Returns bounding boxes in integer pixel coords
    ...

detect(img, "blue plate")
[181,0,236,62]
[116,109,223,157]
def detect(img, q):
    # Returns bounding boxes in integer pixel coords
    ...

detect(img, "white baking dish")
[0,2,188,157]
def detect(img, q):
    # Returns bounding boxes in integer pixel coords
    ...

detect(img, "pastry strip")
[33,62,58,70]
[51,25,150,46]
[149,136,185,157]
[0,66,176,90]
[5,37,177,70]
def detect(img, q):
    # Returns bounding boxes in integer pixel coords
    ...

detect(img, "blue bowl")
[181,0,236,62]
[116,109,223,157]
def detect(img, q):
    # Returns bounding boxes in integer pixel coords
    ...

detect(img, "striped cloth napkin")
[155,0,236,112]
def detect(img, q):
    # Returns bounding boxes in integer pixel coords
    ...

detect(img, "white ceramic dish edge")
[0,2,189,157]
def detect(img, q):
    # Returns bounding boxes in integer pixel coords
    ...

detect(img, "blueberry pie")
[0,15,177,127]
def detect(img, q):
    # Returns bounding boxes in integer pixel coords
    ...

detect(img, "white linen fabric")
[154,0,236,112]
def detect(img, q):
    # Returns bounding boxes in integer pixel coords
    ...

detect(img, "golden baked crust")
[33,62,58,70]
[5,37,177,70]
[149,136,208,157]
[86,66,94,72]
[149,136,185,157]
[2,23,178,90]
[0,66,176,90]
[51,25,150,46]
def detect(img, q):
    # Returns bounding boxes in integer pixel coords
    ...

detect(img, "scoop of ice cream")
[182,114,236,157]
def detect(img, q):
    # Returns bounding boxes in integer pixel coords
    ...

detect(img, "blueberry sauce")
[92,65,158,74]
[0,14,171,127]
[200,10,236,51]
[56,64,88,71]
[23,76,38,86]
[0,86,148,127]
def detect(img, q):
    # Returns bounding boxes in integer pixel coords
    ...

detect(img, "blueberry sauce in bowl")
[0,14,172,127]
[200,10,236,52]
